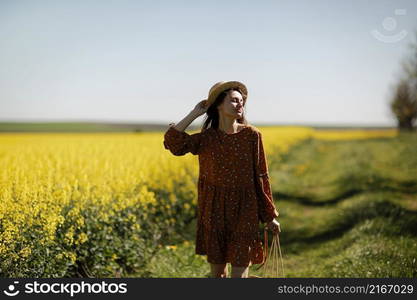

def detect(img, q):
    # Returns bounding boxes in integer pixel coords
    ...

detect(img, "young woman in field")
[163,81,281,278]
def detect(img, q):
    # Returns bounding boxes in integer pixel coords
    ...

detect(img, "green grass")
[131,132,417,278]
[0,122,124,132]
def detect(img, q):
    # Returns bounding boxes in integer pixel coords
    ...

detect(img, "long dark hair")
[201,87,249,131]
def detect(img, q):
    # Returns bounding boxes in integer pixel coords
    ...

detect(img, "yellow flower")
[19,247,32,258]
[76,232,88,244]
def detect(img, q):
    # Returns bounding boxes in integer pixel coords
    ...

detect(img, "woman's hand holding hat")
[191,99,209,117]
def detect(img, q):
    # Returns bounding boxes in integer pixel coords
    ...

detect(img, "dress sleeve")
[163,122,203,156]
[253,130,279,224]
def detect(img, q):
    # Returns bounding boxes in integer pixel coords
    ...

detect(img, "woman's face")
[217,90,244,119]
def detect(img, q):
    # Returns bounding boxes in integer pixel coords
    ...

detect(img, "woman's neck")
[218,117,242,134]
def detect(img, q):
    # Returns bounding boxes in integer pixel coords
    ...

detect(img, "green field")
[135,132,417,278]
[0,122,154,132]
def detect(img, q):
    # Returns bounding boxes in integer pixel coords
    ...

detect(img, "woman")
[163,81,281,278]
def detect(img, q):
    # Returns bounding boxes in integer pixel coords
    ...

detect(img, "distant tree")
[390,78,417,130]
[390,30,417,131]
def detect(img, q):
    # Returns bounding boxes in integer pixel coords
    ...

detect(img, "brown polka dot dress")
[163,123,279,267]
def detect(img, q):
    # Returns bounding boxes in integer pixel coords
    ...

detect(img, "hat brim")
[206,81,248,108]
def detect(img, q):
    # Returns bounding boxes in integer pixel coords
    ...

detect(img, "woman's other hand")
[266,219,281,235]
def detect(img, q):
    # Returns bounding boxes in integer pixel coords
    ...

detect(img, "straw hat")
[205,81,248,108]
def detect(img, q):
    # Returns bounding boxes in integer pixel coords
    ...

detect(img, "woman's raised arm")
[163,100,208,156]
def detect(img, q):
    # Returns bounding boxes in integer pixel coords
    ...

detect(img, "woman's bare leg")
[210,263,228,278]
[231,265,249,278]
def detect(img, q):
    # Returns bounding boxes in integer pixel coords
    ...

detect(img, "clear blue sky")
[1,0,417,126]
